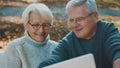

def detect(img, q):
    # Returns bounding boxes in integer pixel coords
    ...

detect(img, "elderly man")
[38,0,120,68]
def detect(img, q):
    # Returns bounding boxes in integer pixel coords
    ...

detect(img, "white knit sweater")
[1,31,58,68]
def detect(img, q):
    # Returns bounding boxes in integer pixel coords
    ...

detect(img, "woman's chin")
[36,39,45,42]
[34,36,45,42]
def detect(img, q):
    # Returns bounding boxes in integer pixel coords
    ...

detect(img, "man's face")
[68,5,98,40]
[25,11,51,42]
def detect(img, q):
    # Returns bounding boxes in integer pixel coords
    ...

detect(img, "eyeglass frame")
[68,12,94,24]
[28,20,51,30]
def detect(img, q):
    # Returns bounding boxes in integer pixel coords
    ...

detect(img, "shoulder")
[98,20,117,29]
[59,31,75,44]
[47,40,58,49]
[4,36,24,55]
[48,40,58,46]
[98,20,118,33]
[62,31,74,41]
[7,36,25,49]
[54,31,76,48]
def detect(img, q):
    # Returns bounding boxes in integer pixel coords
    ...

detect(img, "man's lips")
[75,28,83,32]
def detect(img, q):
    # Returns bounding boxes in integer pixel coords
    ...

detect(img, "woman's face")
[25,11,51,42]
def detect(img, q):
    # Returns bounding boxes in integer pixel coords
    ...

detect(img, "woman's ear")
[24,22,28,30]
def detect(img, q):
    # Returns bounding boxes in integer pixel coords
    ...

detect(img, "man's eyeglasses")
[28,21,51,30]
[68,12,94,24]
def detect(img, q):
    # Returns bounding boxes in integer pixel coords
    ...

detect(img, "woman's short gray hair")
[66,0,98,13]
[22,3,53,25]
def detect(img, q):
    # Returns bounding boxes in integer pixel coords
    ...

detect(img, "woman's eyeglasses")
[28,21,51,30]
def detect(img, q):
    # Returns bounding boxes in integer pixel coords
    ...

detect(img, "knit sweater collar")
[24,30,50,46]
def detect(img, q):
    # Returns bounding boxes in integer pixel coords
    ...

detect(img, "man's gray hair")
[22,3,53,25]
[66,0,98,13]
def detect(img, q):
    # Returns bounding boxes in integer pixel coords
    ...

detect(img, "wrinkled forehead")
[29,10,50,23]
[68,4,89,13]
[68,5,90,18]
[29,10,42,19]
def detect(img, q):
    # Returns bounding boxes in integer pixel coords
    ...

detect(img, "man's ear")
[94,11,99,19]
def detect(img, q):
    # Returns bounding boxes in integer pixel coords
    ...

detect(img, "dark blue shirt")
[38,20,120,68]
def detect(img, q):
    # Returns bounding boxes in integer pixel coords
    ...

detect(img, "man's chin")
[75,33,83,39]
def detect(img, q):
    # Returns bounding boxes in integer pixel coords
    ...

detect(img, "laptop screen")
[43,53,96,68]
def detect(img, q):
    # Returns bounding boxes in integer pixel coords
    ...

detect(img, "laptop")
[43,53,96,68]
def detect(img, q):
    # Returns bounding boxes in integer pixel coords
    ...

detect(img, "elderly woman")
[2,3,58,68]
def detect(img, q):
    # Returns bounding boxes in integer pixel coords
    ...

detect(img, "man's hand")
[113,58,120,68]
